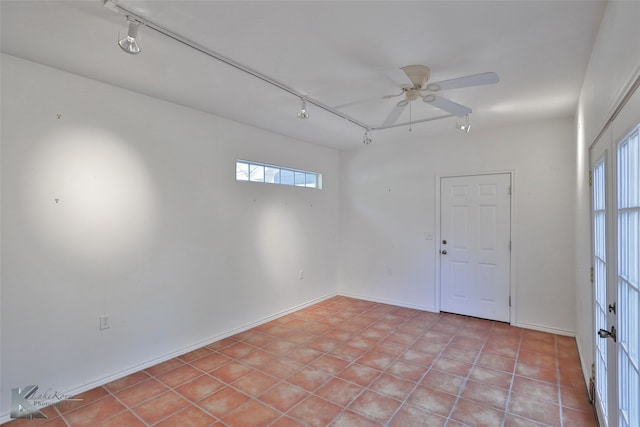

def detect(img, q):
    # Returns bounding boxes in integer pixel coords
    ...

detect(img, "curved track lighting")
[104,2,482,143]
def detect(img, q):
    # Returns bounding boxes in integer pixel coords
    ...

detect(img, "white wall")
[338,117,577,334]
[575,0,640,382]
[0,54,339,419]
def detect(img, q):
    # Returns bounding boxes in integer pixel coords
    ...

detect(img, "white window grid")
[235,160,322,189]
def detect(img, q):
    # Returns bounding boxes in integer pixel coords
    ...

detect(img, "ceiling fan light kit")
[104,1,498,143]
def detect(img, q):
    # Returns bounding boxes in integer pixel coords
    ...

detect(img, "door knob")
[441,250,447,255]
[598,326,617,342]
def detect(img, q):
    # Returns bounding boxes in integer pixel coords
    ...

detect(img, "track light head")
[363,129,372,145]
[455,115,471,134]
[297,98,309,119]
[119,19,141,54]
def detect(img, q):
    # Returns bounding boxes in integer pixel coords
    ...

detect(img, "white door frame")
[435,170,516,324]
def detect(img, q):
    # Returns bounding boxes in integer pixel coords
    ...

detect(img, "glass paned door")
[592,155,610,424]
[591,81,640,427]
[591,123,618,427]
[616,127,639,427]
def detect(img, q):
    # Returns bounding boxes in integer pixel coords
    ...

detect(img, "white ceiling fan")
[337,65,499,127]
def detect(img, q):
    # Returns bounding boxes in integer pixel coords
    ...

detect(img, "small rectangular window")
[236,161,249,181]
[265,166,280,184]
[279,169,294,186]
[249,164,264,182]
[294,171,306,187]
[236,160,322,189]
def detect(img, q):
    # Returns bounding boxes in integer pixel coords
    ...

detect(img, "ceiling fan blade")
[423,95,472,117]
[381,103,407,127]
[425,72,499,92]
[385,68,413,88]
[334,96,386,109]
[383,92,404,99]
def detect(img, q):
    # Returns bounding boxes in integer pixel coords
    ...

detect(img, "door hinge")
[588,363,596,403]
[509,295,512,307]
[509,241,512,251]
[508,185,512,195]
[589,171,593,187]
[590,267,594,283]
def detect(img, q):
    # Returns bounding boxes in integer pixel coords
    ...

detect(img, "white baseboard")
[575,338,593,387]
[340,292,577,339]
[513,321,575,337]
[0,292,337,424]
[338,292,438,313]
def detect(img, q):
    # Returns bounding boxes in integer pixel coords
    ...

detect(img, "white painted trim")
[341,291,576,339]
[435,170,516,324]
[434,174,442,313]
[513,321,575,337]
[509,170,518,326]
[0,292,337,424]
[576,336,593,386]
[338,292,438,313]
[589,63,640,150]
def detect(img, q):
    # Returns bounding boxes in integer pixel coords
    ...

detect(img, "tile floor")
[6,296,598,427]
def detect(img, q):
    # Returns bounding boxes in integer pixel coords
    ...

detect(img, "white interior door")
[440,173,511,322]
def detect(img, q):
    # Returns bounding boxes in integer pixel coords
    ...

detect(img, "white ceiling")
[1,1,606,150]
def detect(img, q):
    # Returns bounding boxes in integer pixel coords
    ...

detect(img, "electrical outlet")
[298,270,304,280]
[99,315,110,330]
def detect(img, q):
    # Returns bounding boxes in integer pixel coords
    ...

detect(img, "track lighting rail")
[104,0,370,130]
